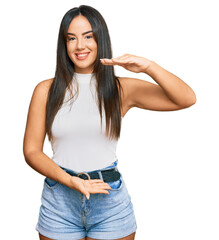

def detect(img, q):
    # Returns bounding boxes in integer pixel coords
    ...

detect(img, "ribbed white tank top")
[50,72,122,172]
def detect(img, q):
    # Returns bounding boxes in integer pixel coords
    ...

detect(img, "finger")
[82,191,90,200]
[87,182,111,192]
[100,58,126,63]
[111,58,127,63]
[94,189,110,195]
[105,184,112,190]
[91,182,111,189]
[100,59,112,65]
[97,183,112,189]
[100,53,130,62]
[90,179,104,183]
[85,192,90,200]
[111,58,128,66]
[105,58,127,65]
[102,58,127,65]
[100,59,118,66]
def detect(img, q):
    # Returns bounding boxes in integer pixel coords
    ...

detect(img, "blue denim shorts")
[35,159,137,239]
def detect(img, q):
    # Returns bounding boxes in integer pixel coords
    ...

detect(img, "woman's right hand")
[69,176,111,200]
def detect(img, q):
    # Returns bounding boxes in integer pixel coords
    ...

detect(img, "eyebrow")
[67,30,93,36]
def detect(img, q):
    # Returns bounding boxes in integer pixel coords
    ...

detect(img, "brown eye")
[68,37,75,41]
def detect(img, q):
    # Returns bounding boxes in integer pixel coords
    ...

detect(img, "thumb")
[82,190,90,200]
[86,192,90,200]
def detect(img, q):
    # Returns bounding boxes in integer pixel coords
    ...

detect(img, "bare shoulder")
[39,77,54,87]
[23,78,55,155]
[34,78,54,98]
[30,78,54,106]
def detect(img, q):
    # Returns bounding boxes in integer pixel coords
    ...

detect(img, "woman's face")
[66,15,98,74]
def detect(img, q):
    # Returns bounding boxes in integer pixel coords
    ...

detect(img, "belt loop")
[97,171,103,180]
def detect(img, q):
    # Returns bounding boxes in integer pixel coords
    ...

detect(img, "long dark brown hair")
[46,5,124,142]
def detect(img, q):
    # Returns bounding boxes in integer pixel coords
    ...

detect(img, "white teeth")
[77,53,89,57]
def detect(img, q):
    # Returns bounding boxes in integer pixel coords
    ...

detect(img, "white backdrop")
[1,0,218,239]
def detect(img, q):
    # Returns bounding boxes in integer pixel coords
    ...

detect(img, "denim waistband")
[59,159,118,176]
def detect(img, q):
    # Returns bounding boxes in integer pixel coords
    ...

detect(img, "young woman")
[23,5,196,240]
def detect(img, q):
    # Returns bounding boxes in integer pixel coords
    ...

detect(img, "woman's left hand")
[100,54,152,73]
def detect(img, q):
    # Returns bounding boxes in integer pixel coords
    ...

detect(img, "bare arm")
[23,79,73,187]
[101,54,196,111]
[23,79,111,199]
[141,61,196,108]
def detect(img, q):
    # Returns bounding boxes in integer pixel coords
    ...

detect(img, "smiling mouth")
[75,52,90,60]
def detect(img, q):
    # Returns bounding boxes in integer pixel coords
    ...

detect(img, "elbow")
[188,91,197,107]
[191,95,197,106]
[23,144,31,164]
[23,149,32,165]
[189,88,197,106]
[23,146,28,163]
[180,92,197,109]
[23,147,40,165]
[183,86,197,108]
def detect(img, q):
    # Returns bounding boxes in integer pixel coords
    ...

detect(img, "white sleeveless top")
[50,72,122,172]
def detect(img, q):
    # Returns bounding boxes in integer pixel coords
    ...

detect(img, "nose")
[76,37,85,50]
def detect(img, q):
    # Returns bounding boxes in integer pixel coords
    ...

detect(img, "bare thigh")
[86,232,136,240]
[39,233,86,240]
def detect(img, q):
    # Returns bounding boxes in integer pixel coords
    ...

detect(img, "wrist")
[66,174,77,189]
[143,60,156,75]
[67,175,83,193]
[58,170,76,189]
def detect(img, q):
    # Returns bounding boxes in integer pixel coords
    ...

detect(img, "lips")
[75,52,90,60]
